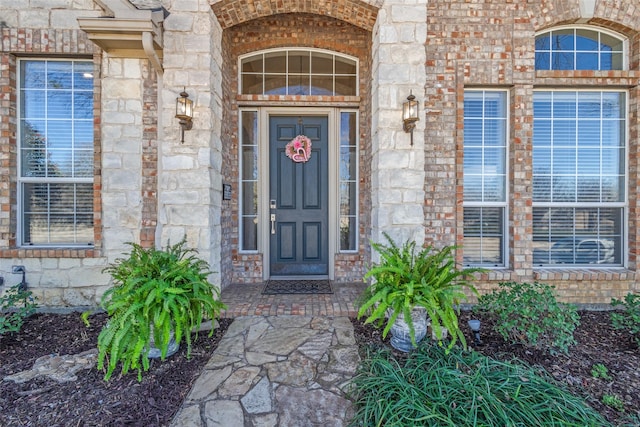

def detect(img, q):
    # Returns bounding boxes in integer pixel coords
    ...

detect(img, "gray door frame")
[259,107,338,280]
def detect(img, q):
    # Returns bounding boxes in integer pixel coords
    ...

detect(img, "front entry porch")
[219,282,366,318]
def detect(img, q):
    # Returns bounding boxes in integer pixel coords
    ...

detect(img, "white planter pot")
[389,308,429,352]
[147,329,179,359]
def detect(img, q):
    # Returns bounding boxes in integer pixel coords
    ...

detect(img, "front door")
[269,116,329,276]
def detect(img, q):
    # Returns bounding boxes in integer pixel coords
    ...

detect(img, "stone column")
[370,0,427,249]
[159,0,224,286]
[101,57,144,255]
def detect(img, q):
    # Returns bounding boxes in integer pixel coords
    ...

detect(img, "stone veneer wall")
[220,13,373,285]
[426,0,640,304]
[159,0,225,287]
[0,2,112,306]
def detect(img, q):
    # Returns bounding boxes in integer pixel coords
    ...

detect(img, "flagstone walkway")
[170,282,367,426]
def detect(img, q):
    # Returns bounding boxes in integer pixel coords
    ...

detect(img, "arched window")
[535,27,625,70]
[239,49,358,96]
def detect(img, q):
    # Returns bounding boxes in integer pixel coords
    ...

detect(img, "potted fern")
[357,233,482,352]
[97,238,226,381]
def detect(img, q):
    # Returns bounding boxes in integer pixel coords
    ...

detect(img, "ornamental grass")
[349,343,609,427]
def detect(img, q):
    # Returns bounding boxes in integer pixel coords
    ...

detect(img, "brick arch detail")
[528,0,639,37]
[210,0,380,31]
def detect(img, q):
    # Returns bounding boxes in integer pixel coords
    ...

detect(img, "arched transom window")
[535,27,625,71]
[239,49,358,96]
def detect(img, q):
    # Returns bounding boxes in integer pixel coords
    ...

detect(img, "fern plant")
[97,238,226,381]
[357,233,482,351]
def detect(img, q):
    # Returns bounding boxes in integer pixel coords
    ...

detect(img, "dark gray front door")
[269,116,329,276]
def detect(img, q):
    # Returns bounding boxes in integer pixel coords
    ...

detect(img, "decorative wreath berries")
[285,135,312,163]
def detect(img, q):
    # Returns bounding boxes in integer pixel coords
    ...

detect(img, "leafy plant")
[357,233,482,351]
[97,238,226,381]
[602,394,625,412]
[611,292,640,346]
[349,345,611,426]
[1,284,37,336]
[591,363,611,380]
[477,281,579,354]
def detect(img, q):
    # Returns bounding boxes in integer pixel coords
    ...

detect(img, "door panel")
[269,116,329,276]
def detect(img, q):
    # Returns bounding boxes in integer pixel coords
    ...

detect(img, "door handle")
[270,214,276,234]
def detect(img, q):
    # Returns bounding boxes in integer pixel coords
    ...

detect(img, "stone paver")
[170,315,359,427]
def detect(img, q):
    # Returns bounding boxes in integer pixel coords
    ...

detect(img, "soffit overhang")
[78,0,164,71]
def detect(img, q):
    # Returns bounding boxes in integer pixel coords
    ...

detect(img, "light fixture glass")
[402,91,419,145]
[175,88,193,143]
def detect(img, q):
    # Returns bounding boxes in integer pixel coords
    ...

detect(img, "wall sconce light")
[468,319,483,346]
[402,91,420,146]
[175,88,193,143]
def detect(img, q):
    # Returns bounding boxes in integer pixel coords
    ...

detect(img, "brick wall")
[426,0,640,303]
[220,13,373,285]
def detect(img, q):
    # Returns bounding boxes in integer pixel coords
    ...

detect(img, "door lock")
[270,214,276,234]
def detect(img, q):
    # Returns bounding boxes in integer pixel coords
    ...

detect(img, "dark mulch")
[352,310,640,426]
[0,312,231,427]
[2,310,639,426]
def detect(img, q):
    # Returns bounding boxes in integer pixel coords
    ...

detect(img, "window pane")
[288,51,310,74]
[310,76,333,96]
[536,28,625,70]
[533,207,622,265]
[463,207,504,266]
[264,51,286,73]
[339,111,358,252]
[575,29,598,50]
[311,52,333,74]
[240,49,357,96]
[240,111,259,252]
[19,60,94,246]
[533,90,625,266]
[335,56,356,74]
[463,91,507,266]
[242,74,263,95]
[334,76,357,96]
[264,74,286,95]
[21,183,93,245]
[242,217,257,251]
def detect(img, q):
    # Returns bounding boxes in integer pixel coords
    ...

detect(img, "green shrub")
[1,284,37,336]
[602,394,625,412]
[357,233,482,351]
[97,238,226,381]
[591,363,611,380]
[610,292,640,346]
[349,344,610,426]
[477,281,579,354]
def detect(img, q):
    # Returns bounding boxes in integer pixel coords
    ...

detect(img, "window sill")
[533,267,635,282]
[0,248,98,258]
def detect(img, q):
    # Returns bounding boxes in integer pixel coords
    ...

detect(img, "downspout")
[142,31,163,76]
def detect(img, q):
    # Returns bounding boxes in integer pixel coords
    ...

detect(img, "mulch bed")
[352,310,640,426]
[0,312,231,427]
[1,310,639,426]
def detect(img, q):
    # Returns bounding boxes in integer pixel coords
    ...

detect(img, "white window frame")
[534,25,628,71]
[531,89,628,267]
[17,58,94,247]
[238,48,359,96]
[462,89,509,268]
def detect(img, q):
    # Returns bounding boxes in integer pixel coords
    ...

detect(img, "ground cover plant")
[476,281,579,354]
[352,310,640,426]
[0,284,37,336]
[611,292,640,346]
[349,344,610,426]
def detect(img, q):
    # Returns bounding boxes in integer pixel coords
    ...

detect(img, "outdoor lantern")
[175,88,193,143]
[468,319,483,346]
[402,91,420,146]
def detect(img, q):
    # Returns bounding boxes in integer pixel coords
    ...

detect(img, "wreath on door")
[285,135,312,163]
